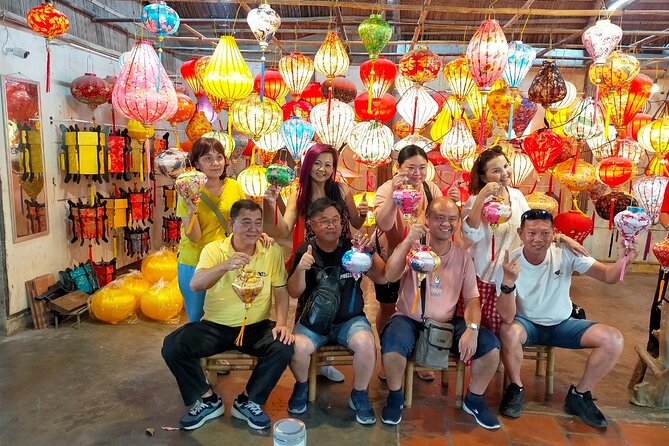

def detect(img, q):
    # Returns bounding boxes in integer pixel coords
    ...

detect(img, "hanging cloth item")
[162,185,177,212]
[67,198,108,246]
[25,199,47,234]
[121,186,154,224]
[108,129,131,181]
[60,124,109,184]
[17,124,43,181]
[124,226,151,258]
[93,258,117,287]
[162,215,182,245]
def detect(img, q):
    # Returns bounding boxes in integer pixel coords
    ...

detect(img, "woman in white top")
[462,146,585,335]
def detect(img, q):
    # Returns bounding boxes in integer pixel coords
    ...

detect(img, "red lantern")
[354,92,396,123]
[180,57,203,98]
[301,82,326,106]
[595,156,634,189]
[6,81,39,124]
[601,73,653,133]
[522,129,565,174]
[70,73,114,113]
[359,56,397,98]
[652,238,669,272]
[27,1,70,93]
[399,46,442,84]
[282,99,313,121]
[626,112,653,141]
[320,76,358,103]
[254,69,289,101]
[554,210,594,244]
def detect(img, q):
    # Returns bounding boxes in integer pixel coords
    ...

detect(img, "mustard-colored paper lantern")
[230,92,282,139]
[524,192,559,216]
[90,281,136,324]
[140,279,184,321]
[202,36,253,107]
[552,159,597,198]
[443,55,476,103]
[238,164,269,201]
[279,52,314,99]
[141,247,178,284]
[638,118,669,155]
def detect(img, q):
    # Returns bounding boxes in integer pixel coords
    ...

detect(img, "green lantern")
[358,14,392,60]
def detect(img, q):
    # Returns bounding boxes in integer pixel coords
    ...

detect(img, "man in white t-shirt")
[495,209,638,429]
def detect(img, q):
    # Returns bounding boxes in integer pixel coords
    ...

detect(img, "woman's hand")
[479,181,502,199]
[391,172,409,190]
[259,232,274,248]
[557,234,589,256]
[358,196,369,218]
[263,185,280,205]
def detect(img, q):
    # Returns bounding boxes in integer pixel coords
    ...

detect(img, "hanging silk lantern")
[168,92,195,126]
[201,131,235,159]
[202,36,253,108]
[525,192,559,216]
[443,55,476,103]
[638,118,669,155]
[282,99,313,121]
[548,81,577,111]
[582,19,623,65]
[510,152,535,187]
[601,73,653,133]
[301,82,326,106]
[613,138,642,163]
[358,13,392,60]
[465,19,508,94]
[553,159,597,206]
[246,3,281,51]
[280,116,315,162]
[512,96,538,137]
[554,210,594,244]
[394,134,434,154]
[587,126,618,160]
[595,191,637,224]
[27,1,70,93]
[523,129,566,174]
[440,118,477,168]
[185,112,213,146]
[646,154,669,177]
[564,97,604,141]
[195,95,217,124]
[397,85,439,133]
[112,41,178,127]
[430,97,463,143]
[314,31,349,81]
[231,93,282,139]
[614,206,650,279]
[590,51,640,92]
[399,45,442,85]
[466,112,495,144]
[528,60,567,109]
[354,92,396,123]
[180,57,203,98]
[348,120,393,168]
[141,0,180,87]
[310,99,355,150]
[279,52,314,100]
[632,175,669,225]
[253,131,285,153]
[503,41,535,89]
[360,57,396,98]
[238,164,268,201]
[627,113,652,141]
[466,80,504,122]
[253,69,289,102]
[487,86,522,131]
[394,74,414,97]
[321,77,358,103]
[595,156,634,188]
[70,73,114,114]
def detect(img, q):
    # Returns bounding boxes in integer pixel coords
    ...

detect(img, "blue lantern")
[280,116,314,163]
[502,41,535,138]
[141,1,180,90]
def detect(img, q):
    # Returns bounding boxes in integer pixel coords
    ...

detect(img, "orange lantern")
[627,113,652,141]
[443,55,476,103]
[253,69,289,101]
[554,210,594,244]
[168,92,196,147]
[552,159,597,209]
[486,86,522,132]
[180,57,203,98]
[600,73,653,133]
[399,45,442,85]
[595,156,634,189]
[27,1,70,92]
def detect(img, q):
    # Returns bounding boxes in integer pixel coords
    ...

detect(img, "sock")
[351,388,366,395]
[295,381,308,388]
[203,393,218,403]
[467,390,484,401]
[237,393,249,404]
[389,388,403,397]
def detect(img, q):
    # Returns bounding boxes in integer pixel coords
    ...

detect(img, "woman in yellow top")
[176,137,247,322]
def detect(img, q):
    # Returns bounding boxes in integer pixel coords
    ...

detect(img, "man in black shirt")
[286,198,385,424]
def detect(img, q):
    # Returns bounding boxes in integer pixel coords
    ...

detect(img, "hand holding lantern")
[175,169,207,234]
[342,242,373,312]
[614,206,649,281]
[232,268,265,346]
[482,196,513,261]
[392,184,423,222]
[407,244,441,313]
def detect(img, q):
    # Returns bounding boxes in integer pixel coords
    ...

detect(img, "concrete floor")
[1,273,668,445]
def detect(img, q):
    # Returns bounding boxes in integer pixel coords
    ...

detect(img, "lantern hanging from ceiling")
[397,85,439,134]
[510,152,535,187]
[554,210,594,244]
[512,96,538,137]
[310,99,355,150]
[247,3,281,101]
[548,81,577,111]
[394,74,414,97]
[253,131,285,153]
[185,111,213,142]
[168,92,195,147]
[586,126,617,160]
[254,69,289,102]
[595,191,637,226]
[282,99,313,121]
[394,134,435,154]
[359,57,396,98]
[202,36,253,108]
[614,137,643,163]
[230,93,283,140]
[348,120,393,169]
[314,31,349,119]
[27,1,70,93]
[600,73,653,133]
[301,82,326,106]
[354,92,396,123]
[564,97,604,141]
[553,159,597,203]
[465,19,508,94]
[70,73,114,121]
[195,95,217,124]
[430,97,463,143]
[399,45,442,85]
[320,77,358,103]
[279,52,314,100]
[280,116,315,162]
[443,55,476,103]
[358,13,392,60]
[180,57,203,98]
[525,192,559,216]
[582,19,623,65]
[486,86,522,132]
[637,118,669,155]
[632,175,669,225]
[502,41,535,89]
[528,60,567,109]
[238,164,269,202]
[440,118,477,169]
[627,113,652,141]
[646,154,669,177]
[141,0,180,89]
[590,51,640,92]
[393,118,425,139]
[595,156,634,189]
[523,129,565,174]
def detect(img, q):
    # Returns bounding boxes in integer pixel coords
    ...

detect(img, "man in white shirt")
[496,209,637,429]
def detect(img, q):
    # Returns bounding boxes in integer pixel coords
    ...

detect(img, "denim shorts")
[294,315,373,350]
[381,315,500,360]
[515,316,596,349]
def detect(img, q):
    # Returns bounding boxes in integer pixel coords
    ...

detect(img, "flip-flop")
[418,371,435,381]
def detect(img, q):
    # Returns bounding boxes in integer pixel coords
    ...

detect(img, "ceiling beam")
[335,5,350,54]
[505,0,536,29]
[410,0,432,50]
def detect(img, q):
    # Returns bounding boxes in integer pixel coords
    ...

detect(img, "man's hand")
[502,250,521,285]
[447,186,461,204]
[459,328,478,362]
[353,233,374,253]
[272,325,294,345]
[297,245,315,271]
[223,252,251,272]
[406,224,428,245]
[619,239,639,263]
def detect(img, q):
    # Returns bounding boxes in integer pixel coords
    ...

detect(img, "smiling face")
[195,150,227,180]
[481,154,512,187]
[518,219,555,258]
[308,205,343,244]
[230,208,263,246]
[400,154,428,186]
[426,199,460,241]
[310,152,334,184]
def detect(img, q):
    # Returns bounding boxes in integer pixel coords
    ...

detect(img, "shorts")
[514,316,596,349]
[374,280,400,304]
[294,315,373,350]
[381,315,500,359]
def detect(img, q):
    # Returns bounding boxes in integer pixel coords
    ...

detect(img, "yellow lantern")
[230,92,282,139]
[545,104,576,138]
[127,119,154,142]
[487,86,522,132]
[443,55,476,103]
[238,164,269,201]
[353,192,377,227]
[140,279,184,321]
[90,281,136,324]
[119,270,152,309]
[141,247,178,284]
[314,31,349,82]
[202,36,253,107]
[638,118,669,155]
[552,159,597,208]
[524,191,559,216]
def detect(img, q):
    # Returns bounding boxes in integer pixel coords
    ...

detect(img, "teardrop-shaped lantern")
[358,13,392,60]
[430,96,463,143]
[528,60,567,109]
[443,55,477,104]
[503,41,535,89]
[310,99,355,150]
[465,19,508,94]
[440,118,477,167]
[280,116,315,162]
[359,57,396,98]
[399,45,442,85]
[246,3,281,51]
[564,97,605,141]
[253,131,285,153]
[582,19,622,65]
[548,81,577,111]
[395,74,414,97]
[589,51,640,92]
[314,31,349,80]
[396,85,439,133]
[180,57,204,98]
[348,120,393,168]
[632,175,669,224]
[202,36,253,107]
[230,93,282,139]
[587,126,618,161]
[600,72,652,133]
[509,151,535,187]
[486,86,522,131]
[279,52,314,99]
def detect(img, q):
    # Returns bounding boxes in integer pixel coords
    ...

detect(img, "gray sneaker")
[231,398,271,430]
[180,395,224,431]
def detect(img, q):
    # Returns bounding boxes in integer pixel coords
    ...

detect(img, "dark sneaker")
[564,385,608,429]
[462,391,501,430]
[500,383,525,418]
[381,390,404,425]
[180,394,224,431]
[288,381,308,414]
[231,398,271,429]
[348,389,376,425]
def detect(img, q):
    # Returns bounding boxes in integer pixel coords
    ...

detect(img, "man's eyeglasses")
[521,209,553,223]
[311,217,341,228]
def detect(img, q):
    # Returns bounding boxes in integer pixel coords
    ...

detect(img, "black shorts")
[374,280,401,304]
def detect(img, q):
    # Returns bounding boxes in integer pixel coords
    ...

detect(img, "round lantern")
[238,164,269,200]
[652,238,669,272]
[523,129,566,174]
[632,175,669,225]
[185,111,213,142]
[440,118,477,168]
[201,131,236,158]
[280,116,315,162]
[487,86,522,131]
[202,36,253,107]
[528,60,567,108]
[510,152,535,187]
[301,82,326,106]
[443,55,476,103]
[348,120,393,168]
[180,57,204,97]
[282,99,313,121]
[512,96,538,136]
[119,271,151,309]
[394,134,434,154]
[553,159,597,200]
[430,96,463,143]
[564,97,604,141]
[6,82,39,124]
[360,57,396,98]
[168,92,196,128]
[465,19,508,94]
[638,118,669,155]
[595,191,638,222]
[310,99,355,150]
[582,19,622,65]
[588,182,610,203]
[397,85,439,133]
[254,131,285,153]
[155,147,188,179]
[399,45,442,84]
[525,192,559,216]
[354,92,396,123]
[595,156,634,188]
[70,73,113,113]
[314,31,349,82]
[141,279,183,321]
[279,52,314,99]
[358,13,392,60]
[266,162,296,188]
[141,247,178,284]
[321,77,358,103]
[90,281,136,324]
[27,1,70,92]
[554,210,593,244]
[142,1,180,42]
[254,69,289,101]
[614,206,651,254]
[342,247,373,280]
[627,113,652,141]
[600,73,652,132]
[230,93,283,139]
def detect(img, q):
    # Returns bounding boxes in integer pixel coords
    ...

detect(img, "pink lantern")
[582,19,623,65]
[614,206,650,280]
[632,175,669,225]
[111,41,178,127]
[465,19,508,94]
[392,184,423,221]
[482,196,512,261]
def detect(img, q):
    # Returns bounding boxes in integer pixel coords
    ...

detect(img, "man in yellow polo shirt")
[162,200,294,432]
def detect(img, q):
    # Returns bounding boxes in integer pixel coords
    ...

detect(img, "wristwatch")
[500,283,516,294]
[467,322,479,332]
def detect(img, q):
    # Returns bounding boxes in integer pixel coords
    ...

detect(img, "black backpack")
[299,266,342,335]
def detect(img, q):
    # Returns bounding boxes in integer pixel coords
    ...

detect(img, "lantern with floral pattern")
[279,52,314,100]
[400,45,442,85]
[465,19,508,94]
[528,60,567,109]
[27,1,70,92]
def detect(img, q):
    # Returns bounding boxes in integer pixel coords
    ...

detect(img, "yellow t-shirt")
[176,177,246,266]
[196,236,287,326]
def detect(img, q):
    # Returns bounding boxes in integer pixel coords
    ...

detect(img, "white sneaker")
[318,365,345,382]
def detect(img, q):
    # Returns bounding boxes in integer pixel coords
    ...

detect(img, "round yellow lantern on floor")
[141,279,184,321]
[141,247,178,284]
[118,270,152,309]
[90,281,136,324]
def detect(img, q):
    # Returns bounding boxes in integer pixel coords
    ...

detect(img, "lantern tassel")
[558,190,562,213]
[88,243,93,264]
[491,233,495,262]
[274,201,279,225]
[410,94,419,134]
[591,211,595,235]
[259,55,266,102]
[411,272,421,314]
[174,129,180,149]
[113,234,118,259]
[609,198,615,230]
[327,85,333,123]
[571,143,580,174]
[46,41,51,93]
[111,108,116,134]
[619,254,628,282]
[548,175,553,196]
[479,108,485,151]
[604,102,611,140]
[608,230,615,257]
[186,213,197,235]
[234,316,248,347]
[145,138,152,189]
[529,179,538,194]
[367,65,375,114]
[593,84,599,123]
[644,230,652,260]
[507,100,515,140]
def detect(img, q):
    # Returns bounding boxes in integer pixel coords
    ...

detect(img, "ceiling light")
[607,0,636,11]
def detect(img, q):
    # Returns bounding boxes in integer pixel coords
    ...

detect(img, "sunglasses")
[521,209,553,223]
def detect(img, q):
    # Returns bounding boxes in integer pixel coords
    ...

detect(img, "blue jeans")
[177,263,206,322]
[294,316,373,350]
[514,316,596,349]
